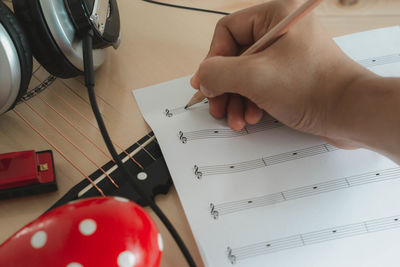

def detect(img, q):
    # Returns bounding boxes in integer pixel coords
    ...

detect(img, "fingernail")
[200,85,214,97]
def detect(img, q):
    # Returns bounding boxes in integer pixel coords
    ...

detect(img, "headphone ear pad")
[0,1,32,107]
[12,0,81,78]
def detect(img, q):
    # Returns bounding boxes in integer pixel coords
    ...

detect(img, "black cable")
[82,30,196,267]
[142,0,230,15]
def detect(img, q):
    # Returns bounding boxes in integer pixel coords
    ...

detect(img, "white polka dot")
[114,196,129,202]
[31,231,47,249]
[158,233,163,251]
[79,219,97,236]
[66,263,83,267]
[117,251,136,267]
[137,172,148,180]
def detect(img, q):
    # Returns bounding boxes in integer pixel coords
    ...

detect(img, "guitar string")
[31,64,42,76]
[22,99,119,188]
[67,79,157,160]
[77,135,157,197]
[12,109,105,196]
[12,72,150,194]
[36,94,114,162]
[49,87,150,166]
[61,78,153,163]
[19,92,157,197]
[28,71,151,186]
[16,75,157,195]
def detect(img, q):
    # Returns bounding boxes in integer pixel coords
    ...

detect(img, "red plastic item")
[0,197,163,267]
[0,150,55,189]
[0,150,38,189]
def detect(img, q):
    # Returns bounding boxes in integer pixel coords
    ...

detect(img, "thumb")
[198,56,252,98]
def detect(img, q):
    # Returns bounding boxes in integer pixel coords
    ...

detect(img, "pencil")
[185,0,323,109]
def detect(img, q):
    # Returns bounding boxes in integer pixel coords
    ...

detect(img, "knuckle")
[216,15,229,27]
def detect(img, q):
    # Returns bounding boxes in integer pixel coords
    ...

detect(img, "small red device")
[0,150,57,200]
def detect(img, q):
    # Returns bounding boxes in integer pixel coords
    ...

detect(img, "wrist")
[329,72,400,162]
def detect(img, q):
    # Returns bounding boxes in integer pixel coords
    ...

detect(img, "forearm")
[333,74,400,163]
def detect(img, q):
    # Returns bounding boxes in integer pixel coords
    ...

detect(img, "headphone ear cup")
[0,1,32,112]
[12,0,82,78]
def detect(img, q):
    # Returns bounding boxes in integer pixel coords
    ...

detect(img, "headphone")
[0,0,121,115]
[1,1,197,264]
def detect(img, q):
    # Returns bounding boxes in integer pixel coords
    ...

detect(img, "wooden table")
[0,0,398,266]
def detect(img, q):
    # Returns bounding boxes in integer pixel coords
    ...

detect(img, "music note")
[195,143,338,178]
[133,26,400,267]
[227,215,400,264]
[178,131,187,144]
[357,53,400,68]
[209,167,400,219]
[194,165,203,179]
[209,203,219,219]
[178,117,283,143]
[164,109,173,117]
[226,247,237,264]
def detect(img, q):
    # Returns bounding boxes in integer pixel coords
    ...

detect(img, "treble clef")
[178,131,187,144]
[209,203,219,219]
[194,165,203,179]
[164,109,173,117]
[226,247,237,264]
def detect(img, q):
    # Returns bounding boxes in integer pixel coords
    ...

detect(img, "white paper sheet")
[133,26,400,267]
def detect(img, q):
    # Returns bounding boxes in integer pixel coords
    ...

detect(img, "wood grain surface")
[0,0,398,266]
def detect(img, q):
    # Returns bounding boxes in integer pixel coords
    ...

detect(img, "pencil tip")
[184,105,188,110]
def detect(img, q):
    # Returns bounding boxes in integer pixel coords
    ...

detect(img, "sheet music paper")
[133,26,400,267]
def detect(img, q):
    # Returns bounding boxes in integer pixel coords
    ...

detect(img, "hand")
[190,0,372,149]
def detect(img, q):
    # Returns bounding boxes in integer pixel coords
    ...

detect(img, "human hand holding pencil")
[189,0,355,134]
[189,0,367,146]
[187,0,322,109]
[189,0,400,167]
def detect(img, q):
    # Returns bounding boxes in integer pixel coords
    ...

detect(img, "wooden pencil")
[185,0,323,109]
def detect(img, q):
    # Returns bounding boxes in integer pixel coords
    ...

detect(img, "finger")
[191,15,241,90]
[198,55,253,98]
[192,1,296,90]
[192,5,271,90]
[190,70,200,89]
[209,94,229,119]
[210,6,268,51]
[227,94,246,131]
[322,137,360,150]
[244,98,263,124]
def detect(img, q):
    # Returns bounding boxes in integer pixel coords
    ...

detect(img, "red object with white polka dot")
[0,197,163,267]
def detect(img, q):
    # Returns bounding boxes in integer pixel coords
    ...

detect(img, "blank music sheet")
[133,26,400,267]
